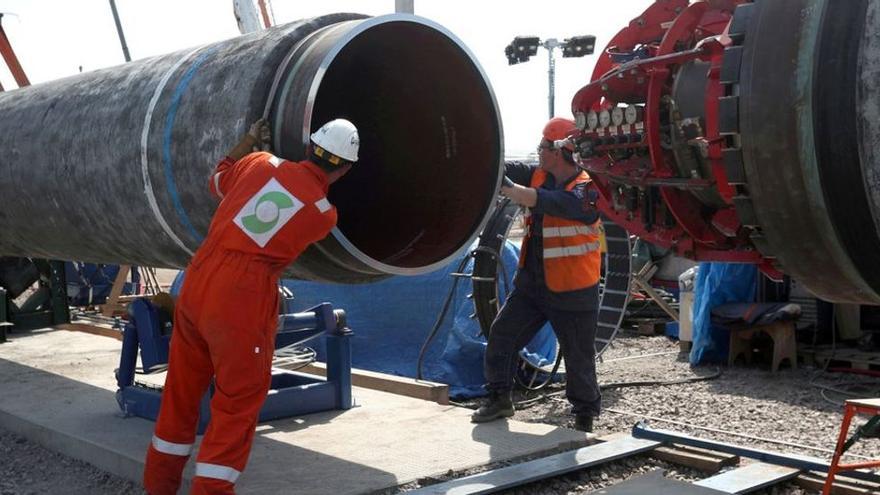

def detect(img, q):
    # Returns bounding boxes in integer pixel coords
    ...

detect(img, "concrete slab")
[0,330,590,494]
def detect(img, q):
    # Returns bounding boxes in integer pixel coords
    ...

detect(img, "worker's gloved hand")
[248,118,272,152]
[226,118,273,160]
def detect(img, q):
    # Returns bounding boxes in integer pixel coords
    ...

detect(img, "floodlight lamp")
[513,36,540,57]
[504,43,520,65]
[562,35,596,58]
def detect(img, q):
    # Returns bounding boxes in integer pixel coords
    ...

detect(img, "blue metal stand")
[115,299,352,433]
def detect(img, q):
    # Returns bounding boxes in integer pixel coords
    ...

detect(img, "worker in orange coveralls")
[144,117,359,494]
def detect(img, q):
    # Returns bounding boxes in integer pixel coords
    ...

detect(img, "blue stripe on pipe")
[161,46,220,244]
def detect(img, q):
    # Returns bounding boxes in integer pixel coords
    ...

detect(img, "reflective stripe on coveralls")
[152,435,193,456]
[195,463,241,483]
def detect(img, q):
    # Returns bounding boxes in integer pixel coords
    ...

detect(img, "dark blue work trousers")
[484,288,601,417]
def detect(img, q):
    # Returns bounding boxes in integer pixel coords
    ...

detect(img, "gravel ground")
[0,429,142,495]
[416,329,880,494]
[5,330,879,494]
[522,331,880,462]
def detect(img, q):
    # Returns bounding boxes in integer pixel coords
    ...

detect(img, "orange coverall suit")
[144,152,337,494]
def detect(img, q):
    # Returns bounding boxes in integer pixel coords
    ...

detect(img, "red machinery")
[571,0,880,305]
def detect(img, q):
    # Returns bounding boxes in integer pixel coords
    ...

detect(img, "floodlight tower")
[505,35,596,119]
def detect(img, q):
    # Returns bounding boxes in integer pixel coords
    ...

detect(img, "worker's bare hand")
[248,118,272,151]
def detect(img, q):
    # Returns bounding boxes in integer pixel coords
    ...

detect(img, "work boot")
[471,392,514,423]
[574,415,594,432]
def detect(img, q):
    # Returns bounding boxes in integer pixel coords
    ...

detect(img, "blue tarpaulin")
[172,241,557,398]
[281,240,557,398]
[690,262,757,366]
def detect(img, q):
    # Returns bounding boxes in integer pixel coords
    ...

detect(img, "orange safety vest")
[519,169,602,292]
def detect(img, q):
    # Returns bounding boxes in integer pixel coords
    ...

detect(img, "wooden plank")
[601,434,737,473]
[795,472,880,495]
[631,273,679,322]
[101,265,130,316]
[637,320,666,336]
[408,436,661,495]
[55,322,122,341]
[652,445,739,473]
[297,362,449,405]
[693,463,800,494]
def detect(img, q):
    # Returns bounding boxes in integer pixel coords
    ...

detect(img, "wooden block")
[297,362,450,405]
[598,434,738,473]
[652,444,739,473]
[638,321,666,336]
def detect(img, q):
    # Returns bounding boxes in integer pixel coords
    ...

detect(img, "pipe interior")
[311,21,501,268]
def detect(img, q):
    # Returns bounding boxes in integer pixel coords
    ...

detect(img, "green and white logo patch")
[233,178,303,247]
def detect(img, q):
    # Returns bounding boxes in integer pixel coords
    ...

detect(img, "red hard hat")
[542,117,577,142]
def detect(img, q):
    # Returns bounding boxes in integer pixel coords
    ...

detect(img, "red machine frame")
[570,1,779,276]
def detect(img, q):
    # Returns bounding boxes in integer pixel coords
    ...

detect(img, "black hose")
[506,368,723,408]
[472,197,521,336]
[416,254,471,380]
[599,367,722,390]
[514,352,563,391]
[415,208,518,381]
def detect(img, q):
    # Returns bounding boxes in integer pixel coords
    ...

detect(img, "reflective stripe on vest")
[195,462,241,483]
[151,435,193,456]
[542,225,600,238]
[543,241,601,259]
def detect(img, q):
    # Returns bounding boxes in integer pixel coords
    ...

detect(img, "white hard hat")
[310,118,359,163]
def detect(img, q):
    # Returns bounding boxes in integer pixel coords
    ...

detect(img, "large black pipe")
[730,0,880,304]
[0,14,503,283]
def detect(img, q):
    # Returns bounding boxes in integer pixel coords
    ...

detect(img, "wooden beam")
[631,276,679,322]
[652,444,739,473]
[56,322,122,341]
[601,433,738,473]
[297,362,449,405]
[101,265,131,316]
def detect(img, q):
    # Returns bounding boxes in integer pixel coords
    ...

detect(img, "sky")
[0,0,651,156]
